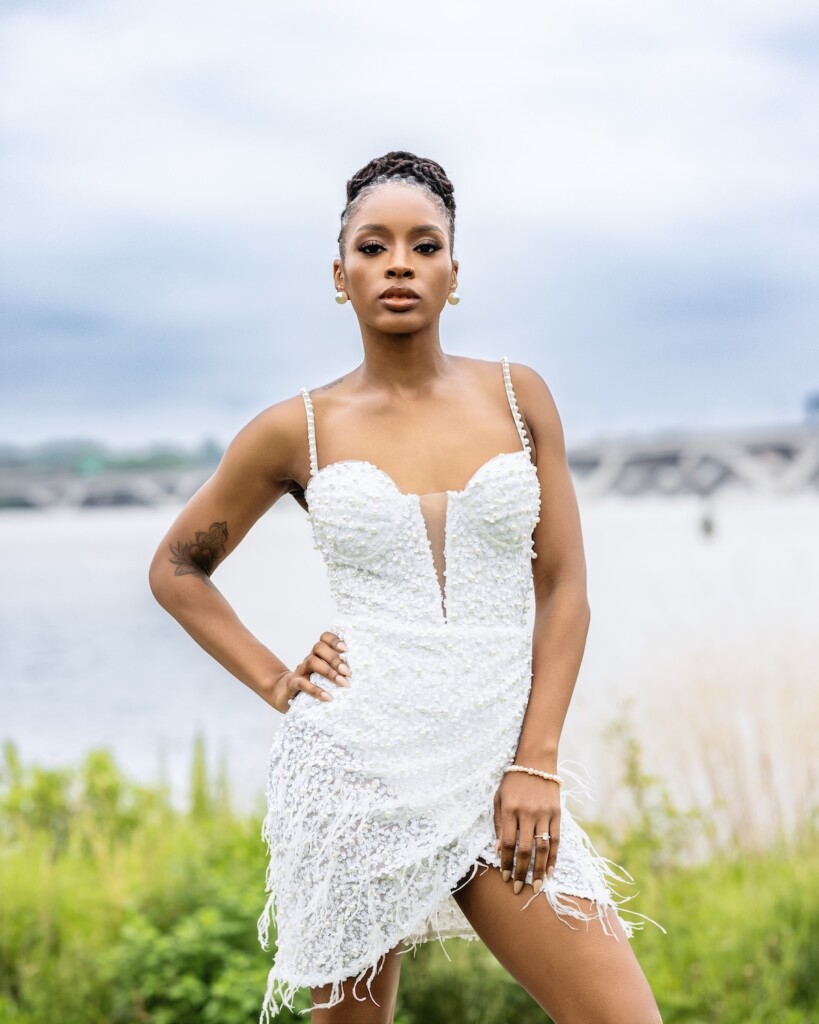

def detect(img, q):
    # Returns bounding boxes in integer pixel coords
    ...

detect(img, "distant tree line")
[0,438,224,476]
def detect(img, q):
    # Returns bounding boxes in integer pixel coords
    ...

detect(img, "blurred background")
[1,1,817,1022]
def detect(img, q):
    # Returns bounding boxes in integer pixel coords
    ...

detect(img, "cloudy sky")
[2,0,817,447]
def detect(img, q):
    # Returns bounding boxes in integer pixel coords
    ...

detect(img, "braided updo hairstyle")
[337,150,456,258]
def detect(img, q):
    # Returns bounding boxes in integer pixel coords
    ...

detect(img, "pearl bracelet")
[503,765,563,786]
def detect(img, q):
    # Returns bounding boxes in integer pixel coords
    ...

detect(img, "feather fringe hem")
[255,756,665,1021]
[256,831,493,1021]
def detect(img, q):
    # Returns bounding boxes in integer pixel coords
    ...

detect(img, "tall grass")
[0,721,817,1024]
[594,663,819,865]
[658,662,819,856]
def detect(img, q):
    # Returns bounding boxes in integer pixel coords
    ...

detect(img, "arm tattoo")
[168,521,228,579]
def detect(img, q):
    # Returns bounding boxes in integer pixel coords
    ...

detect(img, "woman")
[149,151,664,1024]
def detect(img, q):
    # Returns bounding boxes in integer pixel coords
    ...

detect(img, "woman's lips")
[379,295,421,311]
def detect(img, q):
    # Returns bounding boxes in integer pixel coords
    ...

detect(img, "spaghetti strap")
[500,356,532,457]
[299,388,318,478]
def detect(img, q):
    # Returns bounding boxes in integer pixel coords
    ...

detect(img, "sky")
[1,0,817,447]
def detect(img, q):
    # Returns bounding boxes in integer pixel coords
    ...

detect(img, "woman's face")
[333,181,458,333]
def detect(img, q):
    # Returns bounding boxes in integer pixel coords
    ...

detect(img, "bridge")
[568,423,819,498]
[1,423,818,509]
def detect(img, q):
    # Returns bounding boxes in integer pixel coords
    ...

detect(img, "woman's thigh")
[310,945,403,1024]
[452,861,663,1024]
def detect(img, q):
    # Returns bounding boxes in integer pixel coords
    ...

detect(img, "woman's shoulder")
[297,371,360,414]
[455,355,562,452]
[452,353,553,399]
[222,388,321,489]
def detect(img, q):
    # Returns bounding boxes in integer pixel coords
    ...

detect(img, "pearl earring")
[335,290,348,304]
[447,291,460,305]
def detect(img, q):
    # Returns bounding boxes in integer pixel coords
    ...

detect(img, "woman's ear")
[450,258,459,292]
[332,257,345,292]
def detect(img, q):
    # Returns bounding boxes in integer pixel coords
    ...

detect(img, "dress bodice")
[300,357,542,631]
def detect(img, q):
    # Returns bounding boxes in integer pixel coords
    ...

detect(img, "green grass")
[0,735,816,1024]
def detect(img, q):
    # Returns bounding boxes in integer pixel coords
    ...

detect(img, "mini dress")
[257,356,662,1020]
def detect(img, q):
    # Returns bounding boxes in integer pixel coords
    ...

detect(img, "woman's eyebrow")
[353,223,445,235]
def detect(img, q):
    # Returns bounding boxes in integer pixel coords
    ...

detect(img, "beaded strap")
[500,356,539,563]
[300,388,318,477]
[500,356,531,456]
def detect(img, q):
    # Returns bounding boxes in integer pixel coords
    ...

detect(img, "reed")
[591,658,818,865]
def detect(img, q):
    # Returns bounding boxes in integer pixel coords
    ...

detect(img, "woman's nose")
[386,264,414,278]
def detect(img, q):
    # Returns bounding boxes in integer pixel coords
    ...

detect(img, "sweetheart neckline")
[304,449,536,502]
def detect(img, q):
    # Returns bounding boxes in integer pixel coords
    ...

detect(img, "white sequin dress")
[257,357,660,1020]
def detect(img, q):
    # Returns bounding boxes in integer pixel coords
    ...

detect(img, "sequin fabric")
[257,357,661,1020]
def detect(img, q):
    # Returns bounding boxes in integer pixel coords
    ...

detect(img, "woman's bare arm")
[494,361,591,890]
[147,395,349,713]
[513,361,591,766]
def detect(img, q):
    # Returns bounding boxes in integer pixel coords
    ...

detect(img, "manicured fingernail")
[502,869,511,882]
[533,878,543,894]
[320,691,333,701]
[337,663,351,676]
[513,880,524,895]
[337,641,348,651]
[547,866,554,878]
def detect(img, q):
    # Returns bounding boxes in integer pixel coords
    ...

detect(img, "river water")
[2,493,817,851]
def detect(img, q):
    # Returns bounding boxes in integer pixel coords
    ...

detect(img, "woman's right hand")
[269,631,351,714]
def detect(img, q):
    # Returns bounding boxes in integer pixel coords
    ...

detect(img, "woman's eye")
[357,240,441,255]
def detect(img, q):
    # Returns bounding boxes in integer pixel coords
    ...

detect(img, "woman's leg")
[310,945,403,1024]
[452,862,663,1024]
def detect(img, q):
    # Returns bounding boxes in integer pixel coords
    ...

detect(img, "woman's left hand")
[493,770,561,895]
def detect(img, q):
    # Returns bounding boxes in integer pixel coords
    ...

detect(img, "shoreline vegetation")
[1,727,816,1024]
